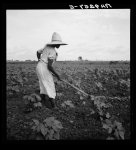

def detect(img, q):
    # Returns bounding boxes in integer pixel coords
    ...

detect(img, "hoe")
[61,79,94,100]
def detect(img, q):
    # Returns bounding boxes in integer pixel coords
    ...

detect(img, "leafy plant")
[102,118,125,140]
[23,93,42,112]
[61,100,75,108]
[89,95,125,140]
[32,117,63,140]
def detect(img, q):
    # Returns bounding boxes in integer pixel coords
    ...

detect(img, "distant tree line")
[7,60,37,62]
[109,61,119,65]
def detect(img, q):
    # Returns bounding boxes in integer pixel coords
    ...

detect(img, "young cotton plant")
[7,85,20,95]
[32,117,63,140]
[61,100,75,108]
[102,118,125,140]
[23,93,42,112]
[76,91,84,100]
[92,96,112,119]
[90,96,125,140]
[7,67,29,96]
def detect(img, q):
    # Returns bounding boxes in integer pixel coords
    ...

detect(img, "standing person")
[36,32,67,109]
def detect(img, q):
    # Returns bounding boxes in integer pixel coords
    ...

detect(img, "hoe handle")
[61,79,89,97]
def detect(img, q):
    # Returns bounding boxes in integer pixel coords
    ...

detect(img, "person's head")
[54,44,60,49]
[48,44,60,49]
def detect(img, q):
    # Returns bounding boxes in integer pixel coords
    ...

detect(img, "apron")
[36,46,57,99]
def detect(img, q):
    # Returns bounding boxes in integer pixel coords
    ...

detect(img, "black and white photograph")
[6,8,130,140]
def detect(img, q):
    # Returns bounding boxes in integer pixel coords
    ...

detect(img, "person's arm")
[37,51,41,61]
[47,58,61,81]
[37,49,43,61]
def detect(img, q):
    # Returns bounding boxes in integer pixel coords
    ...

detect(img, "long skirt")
[36,61,56,99]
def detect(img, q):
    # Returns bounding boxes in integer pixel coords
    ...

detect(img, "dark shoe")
[40,94,46,106]
[44,95,53,109]
[40,94,45,101]
[49,98,56,109]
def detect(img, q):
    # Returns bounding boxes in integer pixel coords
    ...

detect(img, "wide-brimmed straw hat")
[47,32,68,45]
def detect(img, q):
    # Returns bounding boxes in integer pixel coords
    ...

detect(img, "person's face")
[55,45,60,49]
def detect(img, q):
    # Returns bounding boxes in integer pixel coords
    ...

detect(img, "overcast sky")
[6,9,130,61]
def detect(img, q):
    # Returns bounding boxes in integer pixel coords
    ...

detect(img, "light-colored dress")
[36,45,57,99]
